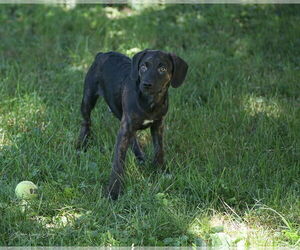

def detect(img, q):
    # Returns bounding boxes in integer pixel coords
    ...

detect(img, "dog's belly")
[102,86,123,119]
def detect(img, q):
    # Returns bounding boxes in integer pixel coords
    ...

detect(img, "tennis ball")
[15,181,38,200]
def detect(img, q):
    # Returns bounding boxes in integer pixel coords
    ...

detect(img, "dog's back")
[86,52,131,119]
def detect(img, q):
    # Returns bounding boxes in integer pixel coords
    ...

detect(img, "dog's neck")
[137,87,169,114]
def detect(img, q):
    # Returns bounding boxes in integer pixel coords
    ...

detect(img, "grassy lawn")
[0,4,299,246]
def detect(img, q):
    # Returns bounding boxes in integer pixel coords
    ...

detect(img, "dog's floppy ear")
[169,53,188,88]
[130,49,148,82]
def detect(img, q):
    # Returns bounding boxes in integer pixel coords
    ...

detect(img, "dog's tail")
[95,52,104,60]
[94,52,112,66]
[84,52,105,95]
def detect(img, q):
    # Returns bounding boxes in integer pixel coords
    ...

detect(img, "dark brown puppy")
[77,49,188,200]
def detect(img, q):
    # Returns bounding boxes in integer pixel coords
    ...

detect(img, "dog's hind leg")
[77,56,102,151]
[77,88,99,151]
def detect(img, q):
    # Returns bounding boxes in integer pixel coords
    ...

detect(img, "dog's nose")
[142,81,153,88]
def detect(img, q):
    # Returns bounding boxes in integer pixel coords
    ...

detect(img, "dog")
[77,49,188,200]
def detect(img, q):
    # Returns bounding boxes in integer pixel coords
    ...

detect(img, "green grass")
[0,4,299,247]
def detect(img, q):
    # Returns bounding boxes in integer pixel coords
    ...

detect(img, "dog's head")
[130,49,188,96]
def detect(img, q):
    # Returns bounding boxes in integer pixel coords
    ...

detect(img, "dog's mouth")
[140,84,155,95]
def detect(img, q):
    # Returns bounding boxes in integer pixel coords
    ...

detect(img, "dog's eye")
[140,65,147,72]
[158,66,167,73]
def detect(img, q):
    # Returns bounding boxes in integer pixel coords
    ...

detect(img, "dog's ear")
[130,49,148,82]
[169,53,188,88]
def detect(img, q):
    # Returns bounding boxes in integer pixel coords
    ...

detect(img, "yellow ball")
[15,181,38,200]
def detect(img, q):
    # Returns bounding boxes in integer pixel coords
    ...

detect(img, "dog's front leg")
[107,119,133,200]
[151,119,164,168]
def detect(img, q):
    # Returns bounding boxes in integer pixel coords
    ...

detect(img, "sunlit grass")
[33,207,89,229]
[0,93,47,148]
[243,95,282,118]
[0,128,11,149]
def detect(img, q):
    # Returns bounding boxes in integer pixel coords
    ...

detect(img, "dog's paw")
[106,188,120,201]
[137,156,146,165]
[106,180,122,201]
[76,135,89,151]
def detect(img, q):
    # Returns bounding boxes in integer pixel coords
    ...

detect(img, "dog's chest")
[142,119,154,126]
